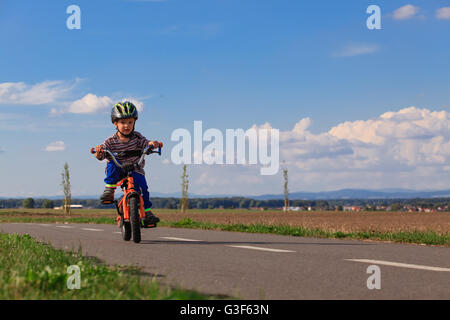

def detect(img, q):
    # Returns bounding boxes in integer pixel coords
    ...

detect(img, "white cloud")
[190,165,265,196]
[186,107,450,194]
[334,44,379,57]
[0,79,145,116]
[68,94,113,114]
[281,107,450,172]
[392,5,420,20]
[51,95,145,115]
[45,141,66,152]
[436,7,450,20]
[0,80,76,105]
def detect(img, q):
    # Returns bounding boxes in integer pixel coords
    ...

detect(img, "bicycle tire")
[122,221,131,241]
[119,203,131,241]
[129,196,141,243]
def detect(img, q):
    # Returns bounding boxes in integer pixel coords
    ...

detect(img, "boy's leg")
[132,172,160,224]
[101,162,124,204]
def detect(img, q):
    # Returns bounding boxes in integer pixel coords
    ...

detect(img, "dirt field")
[1,208,449,235]
[158,210,450,234]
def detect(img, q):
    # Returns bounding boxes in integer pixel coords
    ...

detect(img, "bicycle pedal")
[142,223,157,229]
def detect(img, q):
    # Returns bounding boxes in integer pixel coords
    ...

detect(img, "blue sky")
[1,0,450,197]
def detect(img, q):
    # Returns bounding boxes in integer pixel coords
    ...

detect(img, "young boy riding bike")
[94,101,160,227]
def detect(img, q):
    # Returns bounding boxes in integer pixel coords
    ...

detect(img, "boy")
[94,101,160,226]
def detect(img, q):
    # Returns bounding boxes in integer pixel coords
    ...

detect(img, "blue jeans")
[104,161,153,210]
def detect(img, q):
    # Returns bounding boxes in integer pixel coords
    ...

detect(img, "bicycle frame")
[115,175,146,227]
[91,144,162,228]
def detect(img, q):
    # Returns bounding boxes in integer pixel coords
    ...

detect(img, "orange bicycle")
[90,143,162,243]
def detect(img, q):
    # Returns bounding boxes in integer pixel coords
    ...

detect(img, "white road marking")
[161,237,203,242]
[345,259,450,272]
[228,245,295,253]
[113,231,122,234]
[81,228,104,232]
[56,225,74,229]
[38,224,51,227]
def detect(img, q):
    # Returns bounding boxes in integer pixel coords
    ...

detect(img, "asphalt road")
[1,223,449,299]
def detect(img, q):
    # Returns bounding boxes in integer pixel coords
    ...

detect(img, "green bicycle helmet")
[111,101,138,123]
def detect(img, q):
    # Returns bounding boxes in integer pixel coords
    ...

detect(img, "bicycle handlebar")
[90,143,162,170]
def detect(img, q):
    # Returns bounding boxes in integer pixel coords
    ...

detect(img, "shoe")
[100,187,115,204]
[143,210,160,226]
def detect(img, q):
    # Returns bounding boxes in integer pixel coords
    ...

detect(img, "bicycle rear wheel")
[122,221,131,241]
[119,203,131,241]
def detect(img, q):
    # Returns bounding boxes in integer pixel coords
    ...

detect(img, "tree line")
[1,197,450,211]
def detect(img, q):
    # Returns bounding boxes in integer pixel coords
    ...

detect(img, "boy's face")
[114,118,136,136]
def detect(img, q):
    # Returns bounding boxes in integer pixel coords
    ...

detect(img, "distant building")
[282,206,303,212]
[343,206,364,212]
[54,204,83,209]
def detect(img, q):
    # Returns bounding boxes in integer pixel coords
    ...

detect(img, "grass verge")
[160,218,450,247]
[0,214,448,246]
[0,232,215,299]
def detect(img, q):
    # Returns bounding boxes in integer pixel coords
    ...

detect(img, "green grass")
[0,232,217,299]
[0,211,448,246]
[160,217,450,247]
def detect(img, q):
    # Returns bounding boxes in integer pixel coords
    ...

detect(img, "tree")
[165,200,175,209]
[61,162,71,216]
[23,198,35,209]
[239,199,248,209]
[283,165,289,211]
[42,199,54,209]
[390,203,403,211]
[180,164,189,213]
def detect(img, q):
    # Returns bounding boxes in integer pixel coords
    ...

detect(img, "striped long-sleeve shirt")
[98,131,150,175]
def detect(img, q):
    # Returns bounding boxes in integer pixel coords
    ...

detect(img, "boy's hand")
[148,140,161,149]
[94,145,104,160]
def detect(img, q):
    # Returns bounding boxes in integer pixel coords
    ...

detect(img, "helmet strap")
[117,129,134,139]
